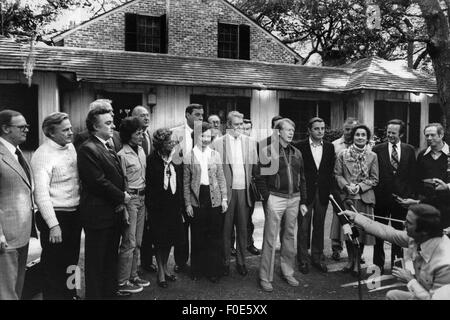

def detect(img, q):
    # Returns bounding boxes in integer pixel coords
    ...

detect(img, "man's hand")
[392,266,414,283]
[124,192,131,204]
[0,235,8,253]
[342,210,357,222]
[186,205,194,218]
[49,225,62,244]
[396,198,420,209]
[433,178,449,191]
[221,200,228,213]
[300,204,308,217]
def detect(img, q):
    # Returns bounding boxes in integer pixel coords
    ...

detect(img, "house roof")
[343,56,436,93]
[51,0,303,62]
[0,38,437,94]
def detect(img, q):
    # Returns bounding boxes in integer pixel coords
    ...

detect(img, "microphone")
[329,194,359,240]
[329,194,353,237]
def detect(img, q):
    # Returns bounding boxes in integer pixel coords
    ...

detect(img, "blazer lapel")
[398,143,408,170]
[0,143,31,188]
[379,143,390,170]
[224,136,233,172]
[304,141,318,173]
[92,137,123,176]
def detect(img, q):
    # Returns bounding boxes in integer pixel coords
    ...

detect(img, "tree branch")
[413,48,428,69]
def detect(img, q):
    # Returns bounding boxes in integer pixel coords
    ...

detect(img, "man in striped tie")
[372,119,417,274]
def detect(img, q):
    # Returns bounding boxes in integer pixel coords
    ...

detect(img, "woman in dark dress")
[145,128,184,288]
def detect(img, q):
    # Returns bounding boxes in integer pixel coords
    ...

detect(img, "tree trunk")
[414,0,450,141]
[429,46,450,141]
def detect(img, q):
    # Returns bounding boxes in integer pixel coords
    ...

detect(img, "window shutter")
[238,24,250,60]
[125,13,137,51]
[160,14,167,54]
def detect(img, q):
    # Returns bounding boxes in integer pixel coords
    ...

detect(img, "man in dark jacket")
[372,119,417,274]
[294,117,335,274]
[256,118,308,292]
[77,107,131,299]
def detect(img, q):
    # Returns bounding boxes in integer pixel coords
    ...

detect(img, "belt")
[128,188,145,196]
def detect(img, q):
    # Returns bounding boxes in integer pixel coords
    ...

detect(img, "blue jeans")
[117,194,146,284]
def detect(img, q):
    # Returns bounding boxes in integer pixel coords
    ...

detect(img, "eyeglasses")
[9,124,30,131]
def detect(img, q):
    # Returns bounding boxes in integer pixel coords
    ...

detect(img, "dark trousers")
[141,215,156,267]
[84,222,121,300]
[36,210,81,300]
[231,204,255,248]
[191,185,224,278]
[373,200,405,270]
[174,219,190,268]
[297,191,328,263]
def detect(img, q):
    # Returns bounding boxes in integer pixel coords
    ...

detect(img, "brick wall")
[62,0,297,64]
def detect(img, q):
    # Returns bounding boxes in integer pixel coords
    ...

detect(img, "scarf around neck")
[344,144,369,182]
[160,152,176,195]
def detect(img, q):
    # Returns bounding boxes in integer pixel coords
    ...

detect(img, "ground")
[28,203,400,300]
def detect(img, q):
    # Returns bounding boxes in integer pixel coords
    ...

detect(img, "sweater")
[31,139,80,228]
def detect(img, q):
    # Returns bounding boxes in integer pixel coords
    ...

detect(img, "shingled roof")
[0,38,437,94]
[343,56,436,93]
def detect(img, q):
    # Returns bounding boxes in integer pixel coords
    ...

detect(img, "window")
[373,100,420,147]
[0,84,38,150]
[429,103,443,124]
[279,99,331,141]
[125,13,167,53]
[95,91,143,129]
[218,23,250,60]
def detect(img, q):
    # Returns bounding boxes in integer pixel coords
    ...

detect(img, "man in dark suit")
[171,104,204,273]
[295,117,335,273]
[73,99,122,152]
[77,107,131,299]
[372,119,417,273]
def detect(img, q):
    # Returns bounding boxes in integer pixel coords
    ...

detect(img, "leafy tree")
[232,0,427,67]
[233,0,450,138]
[0,0,126,39]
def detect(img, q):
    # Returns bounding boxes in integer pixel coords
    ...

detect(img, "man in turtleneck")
[401,123,450,231]
[31,112,81,300]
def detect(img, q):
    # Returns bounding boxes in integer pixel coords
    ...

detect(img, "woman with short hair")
[116,116,150,295]
[184,122,228,282]
[334,124,379,276]
[145,128,184,288]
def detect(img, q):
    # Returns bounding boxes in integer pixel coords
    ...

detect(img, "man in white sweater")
[31,112,81,300]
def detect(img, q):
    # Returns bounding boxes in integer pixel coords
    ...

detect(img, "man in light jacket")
[344,203,450,300]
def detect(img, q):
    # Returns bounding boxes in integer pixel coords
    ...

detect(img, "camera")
[393,257,404,269]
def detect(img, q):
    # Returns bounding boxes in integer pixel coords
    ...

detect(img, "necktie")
[106,141,121,168]
[391,144,399,171]
[15,148,31,182]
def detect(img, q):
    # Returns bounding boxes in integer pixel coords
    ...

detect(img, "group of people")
[1,98,450,300]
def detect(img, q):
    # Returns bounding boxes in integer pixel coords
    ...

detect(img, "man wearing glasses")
[0,109,36,300]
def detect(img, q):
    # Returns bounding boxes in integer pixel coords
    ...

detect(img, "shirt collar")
[122,143,142,155]
[94,135,109,147]
[416,237,442,263]
[309,137,323,147]
[193,145,211,155]
[388,141,401,149]
[185,122,193,134]
[227,133,242,141]
[423,142,450,156]
[0,136,18,156]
